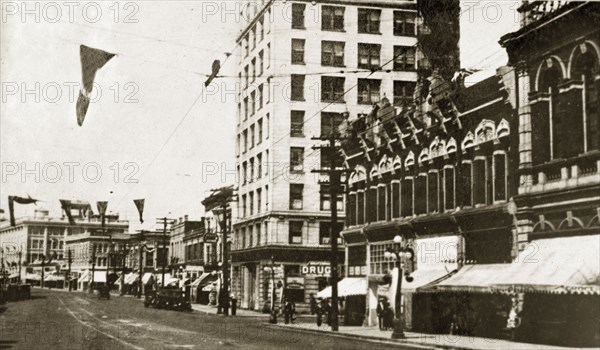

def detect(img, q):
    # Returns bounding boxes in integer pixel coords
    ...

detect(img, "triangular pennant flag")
[59,199,76,225]
[8,195,39,226]
[97,201,108,227]
[76,45,116,126]
[133,199,145,224]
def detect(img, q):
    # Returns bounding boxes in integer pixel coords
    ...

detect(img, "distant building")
[0,206,129,287]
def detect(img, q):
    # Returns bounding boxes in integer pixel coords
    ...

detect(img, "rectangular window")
[290,147,304,172]
[358,9,380,34]
[321,112,345,138]
[249,157,255,182]
[267,43,271,68]
[321,76,345,102]
[358,43,381,70]
[320,184,343,211]
[494,153,507,202]
[415,174,427,214]
[248,226,253,247]
[258,118,263,143]
[347,193,357,226]
[291,39,305,64]
[392,182,400,218]
[236,134,240,156]
[357,191,365,224]
[257,188,262,214]
[256,223,261,246]
[257,153,262,179]
[394,81,416,106]
[259,18,264,41]
[377,185,386,221]
[473,158,486,205]
[259,50,264,76]
[462,162,473,207]
[291,75,305,101]
[242,162,247,184]
[321,41,345,67]
[258,85,264,109]
[428,172,438,213]
[242,194,247,217]
[244,65,249,88]
[401,178,413,217]
[251,58,256,81]
[244,34,249,56]
[292,3,305,29]
[251,26,256,50]
[291,111,304,137]
[367,187,377,222]
[250,124,255,148]
[290,184,304,210]
[357,79,381,104]
[250,91,256,116]
[319,222,343,245]
[322,6,344,31]
[265,185,269,211]
[394,46,416,71]
[266,114,270,138]
[243,97,248,120]
[243,130,248,153]
[249,191,254,215]
[394,11,416,36]
[444,167,454,210]
[289,221,303,244]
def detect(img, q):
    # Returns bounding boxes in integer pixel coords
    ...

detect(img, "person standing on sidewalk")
[309,294,317,315]
[376,297,386,330]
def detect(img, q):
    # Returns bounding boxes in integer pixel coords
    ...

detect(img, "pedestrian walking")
[383,301,394,330]
[283,298,296,324]
[376,297,386,330]
[309,294,317,315]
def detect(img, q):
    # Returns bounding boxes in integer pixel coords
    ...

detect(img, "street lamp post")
[120,244,131,296]
[89,243,97,294]
[383,235,415,340]
[263,256,278,324]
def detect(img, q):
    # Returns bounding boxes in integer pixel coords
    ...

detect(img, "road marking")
[56,296,145,350]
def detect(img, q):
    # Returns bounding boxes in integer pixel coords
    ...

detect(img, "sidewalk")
[195,303,594,350]
[270,322,596,350]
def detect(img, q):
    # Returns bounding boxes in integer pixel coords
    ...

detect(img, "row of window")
[242,8,270,58]
[234,221,342,249]
[240,185,269,218]
[289,183,344,212]
[291,4,416,37]
[239,150,269,185]
[237,115,269,156]
[241,45,270,89]
[347,154,508,226]
[289,75,415,105]
[291,39,416,71]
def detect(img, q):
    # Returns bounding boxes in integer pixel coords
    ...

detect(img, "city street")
[0,289,430,350]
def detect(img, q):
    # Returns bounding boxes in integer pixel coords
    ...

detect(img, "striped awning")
[125,273,139,285]
[317,278,367,298]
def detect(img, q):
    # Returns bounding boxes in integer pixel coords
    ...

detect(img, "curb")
[264,323,484,350]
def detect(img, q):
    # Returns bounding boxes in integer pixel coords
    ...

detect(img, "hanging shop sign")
[286,276,305,289]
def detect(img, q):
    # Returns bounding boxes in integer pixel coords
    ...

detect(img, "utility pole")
[156,217,174,286]
[66,249,72,291]
[221,198,230,317]
[18,250,22,284]
[137,231,146,298]
[89,243,97,294]
[311,116,348,332]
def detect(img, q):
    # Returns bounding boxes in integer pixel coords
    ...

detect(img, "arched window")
[571,43,600,152]
[533,58,562,163]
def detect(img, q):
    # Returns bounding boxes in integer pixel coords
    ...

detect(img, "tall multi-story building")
[232,0,422,312]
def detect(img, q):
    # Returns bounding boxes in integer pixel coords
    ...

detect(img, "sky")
[0,0,520,231]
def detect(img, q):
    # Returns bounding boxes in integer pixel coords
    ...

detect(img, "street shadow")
[29,295,48,300]
[0,340,17,349]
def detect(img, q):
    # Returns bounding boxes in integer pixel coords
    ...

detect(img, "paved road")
[0,289,434,350]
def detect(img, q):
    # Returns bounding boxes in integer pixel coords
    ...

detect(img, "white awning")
[427,264,512,293]
[92,271,107,283]
[317,278,367,298]
[125,273,139,285]
[79,270,90,281]
[44,274,65,281]
[403,267,454,292]
[142,273,154,284]
[25,273,41,281]
[9,273,20,279]
[492,234,600,294]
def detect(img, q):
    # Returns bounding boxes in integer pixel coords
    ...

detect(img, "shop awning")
[9,273,20,279]
[317,278,367,298]
[492,235,600,295]
[404,267,455,292]
[25,273,41,281]
[125,273,139,285]
[142,273,154,285]
[425,264,513,293]
[79,270,90,281]
[92,271,107,283]
[44,274,65,281]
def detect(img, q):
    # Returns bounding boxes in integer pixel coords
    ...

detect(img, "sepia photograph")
[1,0,599,349]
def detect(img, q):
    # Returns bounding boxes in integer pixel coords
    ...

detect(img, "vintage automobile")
[97,285,111,300]
[144,287,191,311]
